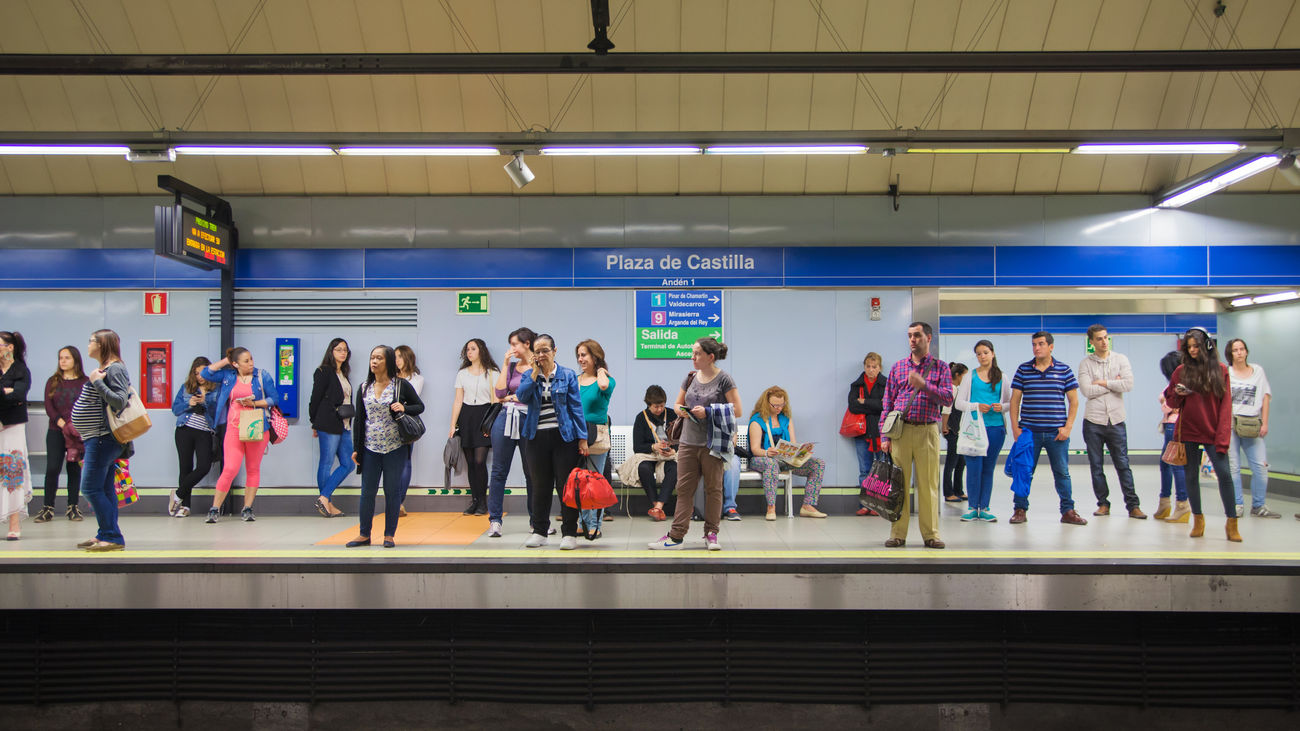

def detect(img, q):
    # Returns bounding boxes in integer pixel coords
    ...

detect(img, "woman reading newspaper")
[746,386,827,520]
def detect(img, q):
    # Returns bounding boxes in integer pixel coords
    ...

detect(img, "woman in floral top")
[348,345,424,548]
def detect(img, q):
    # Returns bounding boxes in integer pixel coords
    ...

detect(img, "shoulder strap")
[643,410,657,434]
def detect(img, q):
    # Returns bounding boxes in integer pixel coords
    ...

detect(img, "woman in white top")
[395,345,424,516]
[449,338,500,515]
[1224,339,1275,518]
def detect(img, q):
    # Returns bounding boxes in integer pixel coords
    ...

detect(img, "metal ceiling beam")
[3,49,1300,75]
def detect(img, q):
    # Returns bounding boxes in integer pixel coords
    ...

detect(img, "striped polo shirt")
[1012,358,1078,432]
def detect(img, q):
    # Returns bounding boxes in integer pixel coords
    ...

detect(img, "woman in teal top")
[953,340,1012,522]
[746,385,828,520]
[575,339,615,473]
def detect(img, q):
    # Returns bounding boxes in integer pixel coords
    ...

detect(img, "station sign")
[634,290,723,359]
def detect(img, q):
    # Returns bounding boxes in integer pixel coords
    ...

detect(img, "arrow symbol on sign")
[709,314,720,323]
[709,331,721,338]
[709,296,720,303]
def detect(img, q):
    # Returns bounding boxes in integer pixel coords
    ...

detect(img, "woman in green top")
[575,339,615,473]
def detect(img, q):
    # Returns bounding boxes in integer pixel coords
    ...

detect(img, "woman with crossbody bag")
[202,347,278,524]
[629,385,678,521]
[68,329,133,551]
[1224,339,1275,518]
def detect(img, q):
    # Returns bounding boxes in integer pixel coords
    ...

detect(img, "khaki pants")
[889,422,941,542]
[670,444,726,540]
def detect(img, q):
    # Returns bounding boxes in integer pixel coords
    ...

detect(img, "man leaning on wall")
[1078,324,1146,520]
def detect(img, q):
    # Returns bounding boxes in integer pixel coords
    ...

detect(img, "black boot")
[473,489,488,515]
[462,498,479,516]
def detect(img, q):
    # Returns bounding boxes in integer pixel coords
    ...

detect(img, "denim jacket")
[201,365,278,427]
[170,383,219,430]
[515,364,587,443]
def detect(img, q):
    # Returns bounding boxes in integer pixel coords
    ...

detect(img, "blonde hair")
[864,352,882,366]
[751,386,791,421]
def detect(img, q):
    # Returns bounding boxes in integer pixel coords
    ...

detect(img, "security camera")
[504,152,534,188]
[1277,154,1300,187]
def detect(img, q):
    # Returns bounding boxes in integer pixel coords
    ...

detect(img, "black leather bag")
[395,412,425,444]
[480,402,503,437]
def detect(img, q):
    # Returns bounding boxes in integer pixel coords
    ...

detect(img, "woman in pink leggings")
[201,347,278,524]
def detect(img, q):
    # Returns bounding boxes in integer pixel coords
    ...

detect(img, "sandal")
[314,497,330,518]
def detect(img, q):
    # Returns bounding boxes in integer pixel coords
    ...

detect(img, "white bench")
[609,425,797,516]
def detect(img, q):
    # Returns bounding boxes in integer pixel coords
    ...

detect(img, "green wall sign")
[457,291,489,315]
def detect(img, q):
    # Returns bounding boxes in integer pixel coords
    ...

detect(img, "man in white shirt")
[1077,324,1145,519]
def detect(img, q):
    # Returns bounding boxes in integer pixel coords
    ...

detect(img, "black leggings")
[1183,442,1235,517]
[43,429,82,509]
[943,432,965,498]
[525,429,581,538]
[175,426,214,508]
[463,445,490,502]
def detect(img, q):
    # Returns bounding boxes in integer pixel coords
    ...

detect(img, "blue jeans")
[399,452,412,503]
[963,425,1006,511]
[1183,442,1234,517]
[1012,430,1075,514]
[1159,423,1187,500]
[1082,420,1138,510]
[1228,432,1268,508]
[316,429,353,499]
[359,445,407,538]
[487,408,532,524]
[586,452,607,473]
[81,434,124,545]
[853,438,878,486]
[722,455,740,512]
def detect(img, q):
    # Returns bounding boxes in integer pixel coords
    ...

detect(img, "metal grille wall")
[1,610,1297,708]
[207,297,418,328]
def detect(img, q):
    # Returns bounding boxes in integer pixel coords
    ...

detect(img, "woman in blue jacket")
[168,356,219,518]
[201,347,278,524]
[515,334,588,551]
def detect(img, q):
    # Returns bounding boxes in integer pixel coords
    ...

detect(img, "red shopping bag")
[563,464,618,510]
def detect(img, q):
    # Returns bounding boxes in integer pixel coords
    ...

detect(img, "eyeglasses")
[534,348,553,355]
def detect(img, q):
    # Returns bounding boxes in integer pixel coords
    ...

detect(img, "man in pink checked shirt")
[879,322,954,549]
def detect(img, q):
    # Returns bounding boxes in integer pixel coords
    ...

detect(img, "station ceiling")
[1,0,1299,197]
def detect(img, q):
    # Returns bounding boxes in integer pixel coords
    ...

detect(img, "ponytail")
[974,339,1002,384]
[0,331,26,365]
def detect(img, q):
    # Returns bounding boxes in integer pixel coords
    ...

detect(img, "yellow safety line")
[3,549,1298,561]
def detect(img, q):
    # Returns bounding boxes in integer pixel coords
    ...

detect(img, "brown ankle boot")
[1225,517,1242,542]
[1189,514,1205,538]
[1152,497,1171,520]
[1166,500,1191,523]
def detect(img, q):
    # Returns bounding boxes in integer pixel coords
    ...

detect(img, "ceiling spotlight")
[126,147,177,163]
[504,152,534,188]
[1277,154,1300,187]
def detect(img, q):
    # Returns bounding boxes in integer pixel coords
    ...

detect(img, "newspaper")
[768,439,816,468]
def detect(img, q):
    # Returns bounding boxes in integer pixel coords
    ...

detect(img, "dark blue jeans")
[1183,442,1234,517]
[316,429,353,499]
[963,424,1006,511]
[81,434,124,545]
[1082,420,1138,510]
[853,438,878,486]
[359,445,407,538]
[1012,430,1075,515]
[1159,423,1188,500]
[487,408,532,524]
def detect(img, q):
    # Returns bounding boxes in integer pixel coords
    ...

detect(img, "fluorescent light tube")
[337,146,499,156]
[1156,155,1280,209]
[174,146,336,156]
[0,145,131,155]
[907,147,1072,154]
[1251,291,1299,304]
[1075,143,1244,155]
[1230,297,1256,307]
[704,144,867,155]
[539,146,701,156]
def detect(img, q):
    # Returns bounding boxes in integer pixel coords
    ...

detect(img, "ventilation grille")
[208,297,418,328]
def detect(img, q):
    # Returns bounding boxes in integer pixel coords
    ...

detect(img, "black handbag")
[395,412,425,444]
[480,402,503,437]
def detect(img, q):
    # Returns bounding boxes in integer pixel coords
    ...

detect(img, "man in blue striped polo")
[1008,331,1087,526]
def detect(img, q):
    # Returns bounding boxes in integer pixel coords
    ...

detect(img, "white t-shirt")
[405,372,425,397]
[455,368,498,406]
[1230,364,1270,417]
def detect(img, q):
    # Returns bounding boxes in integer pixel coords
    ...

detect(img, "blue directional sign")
[635,290,723,359]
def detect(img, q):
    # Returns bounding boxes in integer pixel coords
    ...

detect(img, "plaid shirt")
[879,353,954,434]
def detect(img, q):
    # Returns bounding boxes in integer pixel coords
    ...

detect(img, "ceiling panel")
[676,156,723,194]
[971,154,1021,192]
[590,157,637,195]
[549,157,596,195]
[760,156,807,194]
[1013,155,1064,193]
[719,157,766,194]
[1056,155,1105,193]
[1043,0,1104,51]
[1,159,56,194]
[423,158,473,195]
[255,158,307,195]
[635,156,679,194]
[1088,0,1148,51]
[1069,73,1126,128]
[930,154,977,194]
[803,156,850,194]
[45,157,97,194]
[725,0,775,51]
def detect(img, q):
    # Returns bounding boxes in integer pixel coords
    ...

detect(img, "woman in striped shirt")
[70,329,133,552]
[169,356,219,518]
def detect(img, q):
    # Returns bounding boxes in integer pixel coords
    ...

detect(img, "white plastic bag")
[956,408,989,457]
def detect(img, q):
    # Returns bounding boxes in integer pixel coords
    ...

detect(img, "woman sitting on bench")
[747,386,828,520]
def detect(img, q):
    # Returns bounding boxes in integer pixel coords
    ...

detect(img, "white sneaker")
[559,536,577,550]
[167,490,179,517]
[648,534,684,550]
[1235,504,1245,517]
[488,521,502,537]
[524,533,548,548]
[174,506,190,518]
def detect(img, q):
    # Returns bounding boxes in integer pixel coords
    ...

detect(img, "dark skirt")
[457,402,493,449]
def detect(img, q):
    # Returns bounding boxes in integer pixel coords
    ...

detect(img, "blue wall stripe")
[2,245,1299,290]
[940,314,1217,335]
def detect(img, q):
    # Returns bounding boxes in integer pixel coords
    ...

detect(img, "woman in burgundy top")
[38,345,88,523]
[1162,328,1239,542]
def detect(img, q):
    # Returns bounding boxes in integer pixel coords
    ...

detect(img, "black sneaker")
[723,509,742,521]
[206,508,220,524]
[66,505,84,522]
[33,506,54,523]
[241,507,255,522]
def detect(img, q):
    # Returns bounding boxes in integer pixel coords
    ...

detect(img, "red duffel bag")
[563,461,618,510]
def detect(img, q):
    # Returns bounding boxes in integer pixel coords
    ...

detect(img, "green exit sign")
[457,291,489,315]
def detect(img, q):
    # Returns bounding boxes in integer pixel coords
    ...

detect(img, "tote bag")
[839,387,867,437]
[113,459,139,507]
[238,407,265,442]
[956,409,989,457]
[587,422,611,455]
[107,388,152,443]
[859,454,905,522]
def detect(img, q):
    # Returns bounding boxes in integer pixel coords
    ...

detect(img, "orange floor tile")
[316,512,489,546]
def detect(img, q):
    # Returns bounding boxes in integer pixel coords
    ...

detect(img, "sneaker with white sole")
[705,531,721,551]
[1235,504,1245,517]
[978,509,998,523]
[1251,505,1281,518]
[524,533,547,548]
[648,534,684,550]
[205,508,219,524]
[167,490,180,517]
[174,506,190,518]
[559,536,577,550]
[241,506,255,522]
[488,521,502,537]
[960,509,979,522]
[723,509,742,521]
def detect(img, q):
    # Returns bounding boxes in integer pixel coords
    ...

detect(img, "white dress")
[0,422,32,520]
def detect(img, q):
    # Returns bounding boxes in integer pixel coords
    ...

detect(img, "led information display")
[155,205,233,272]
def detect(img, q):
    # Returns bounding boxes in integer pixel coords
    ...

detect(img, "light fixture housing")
[539,146,701,156]
[503,152,534,188]
[337,146,499,156]
[1074,142,1245,155]
[126,147,177,163]
[1251,291,1299,304]
[1155,154,1280,209]
[174,145,336,156]
[704,144,868,155]
[1230,296,1256,307]
[0,144,132,155]
[906,147,1072,154]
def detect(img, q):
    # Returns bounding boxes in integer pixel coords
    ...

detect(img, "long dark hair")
[459,338,500,373]
[184,356,214,394]
[1178,329,1225,398]
[0,331,28,365]
[366,345,398,385]
[319,338,351,380]
[395,344,420,377]
[90,329,121,364]
[576,338,610,376]
[46,345,86,397]
[973,339,1002,385]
